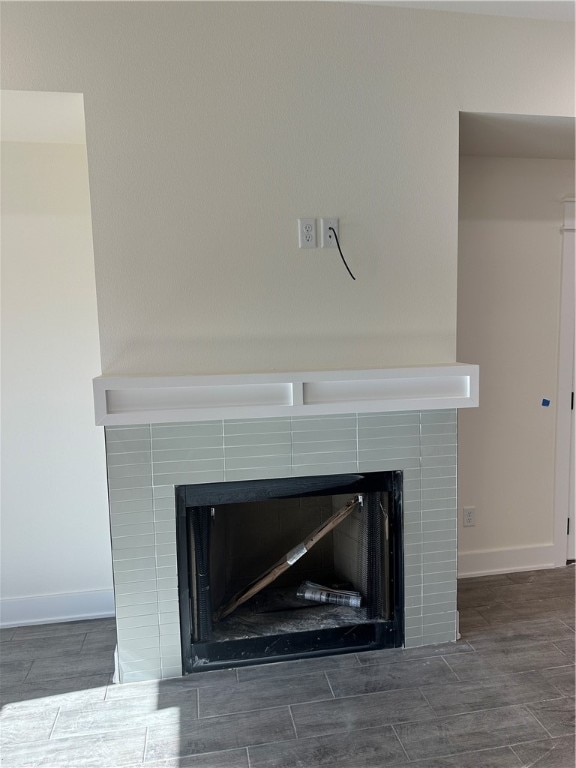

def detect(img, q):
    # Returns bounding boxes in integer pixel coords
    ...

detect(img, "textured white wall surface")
[0,139,113,624]
[457,156,574,575]
[1,3,573,376]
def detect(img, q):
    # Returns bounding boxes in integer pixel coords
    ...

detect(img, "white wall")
[1,3,573,376]
[1,136,113,625]
[457,156,575,576]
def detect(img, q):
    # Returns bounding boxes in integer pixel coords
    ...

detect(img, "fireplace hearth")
[176,472,403,673]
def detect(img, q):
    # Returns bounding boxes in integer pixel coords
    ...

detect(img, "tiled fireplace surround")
[105,409,458,683]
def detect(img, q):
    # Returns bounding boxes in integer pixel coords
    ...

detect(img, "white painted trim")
[458,543,561,578]
[553,201,575,567]
[0,589,115,628]
[93,363,479,426]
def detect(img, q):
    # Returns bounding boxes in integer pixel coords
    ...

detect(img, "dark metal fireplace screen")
[176,471,403,674]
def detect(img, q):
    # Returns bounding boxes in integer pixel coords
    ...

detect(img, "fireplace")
[97,365,475,682]
[176,471,403,673]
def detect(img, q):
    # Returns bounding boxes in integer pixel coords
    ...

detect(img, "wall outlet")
[298,218,317,249]
[321,218,339,248]
[463,506,476,527]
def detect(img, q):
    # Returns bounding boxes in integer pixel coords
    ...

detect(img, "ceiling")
[459,113,575,159]
[376,1,575,22]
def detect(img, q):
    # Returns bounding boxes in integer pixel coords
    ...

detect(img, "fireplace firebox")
[176,471,403,674]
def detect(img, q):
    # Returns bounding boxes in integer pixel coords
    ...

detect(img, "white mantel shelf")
[93,364,479,427]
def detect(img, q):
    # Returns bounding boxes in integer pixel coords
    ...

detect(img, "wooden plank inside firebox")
[215,496,359,621]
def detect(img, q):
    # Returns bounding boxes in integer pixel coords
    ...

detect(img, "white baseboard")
[458,543,561,578]
[0,589,115,628]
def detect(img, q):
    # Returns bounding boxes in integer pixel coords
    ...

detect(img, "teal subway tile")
[405,606,423,619]
[292,415,356,430]
[421,435,457,449]
[112,534,155,551]
[152,423,222,439]
[113,556,156,573]
[421,466,457,480]
[115,591,157,608]
[106,439,152,455]
[358,458,420,473]
[421,488,457,502]
[403,512,423,526]
[422,519,457,532]
[156,566,177,580]
[153,496,176,511]
[155,532,177,546]
[421,409,456,421]
[117,623,160,642]
[359,436,420,454]
[426,591,457,607]
[224,443,291,460]
[404,585,422,599]
[359,425,420,441]
[423,550,457,566]
[422,571,457,586]
[291,439,357,455]
[421,423,457,437]
[223,432,291,449]
[109,476,153,491]
[151,435,224,452]
[120,659,163,674]
[111,511,154,530]
[403,490,421,503]
[421,445,457,459]
[155,544,177,559]
[152,459,224,476]
[106,427,150,442]
[404,554,422,569]
[405,595,424,609]
[110,498,154,515]
[108,463,153,480]
[159,623,180,638]
[359,447,421,466]
[153,508,175,522]
[152,447,224,463]
[293,429,355,444]
[119,636,160,652]
[158,600,179,615]
[424,562,458,576]
[158,589,178,603]
[224,419,290,436]
[160,666,183,680]
[422,538,457,552]
[160,643,182,657]
[107,451,151,467]
[113,546,156,562]
[115,579,157,597]
[421,477,457,491]
[292,451,357,466]
[153,485,176,499]
[119,647,163,664]
[106,424,148,431]
[405,617,424,631]
[154,520,176,534]
[358,413,419,427]
[117,613,159,630]
[404,637,423,649]
[422,500,457,513]
[421,457,457,471]
[424,613,457,629]
[157,555,177,569]
[223,454,291,471]
[114,568,157,585]
[421,630,456,646]
[405,575,425,589]
[116,602,160,619]
[403,501,422,514]
[292,461,358,477]
[423,601,456,617]
[109,487,153,504]
[113,523,155,538]
[122,670,162,683]
[404,522,423,536]
[404,543,423,556]
[159,654,183,671]
[152,470,225,486]
[158,610,179,626]
[222,467,292,483]
[423,581,457,596]
[157,576,178,590]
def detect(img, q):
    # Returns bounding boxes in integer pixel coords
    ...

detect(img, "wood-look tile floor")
[1,567,574,767]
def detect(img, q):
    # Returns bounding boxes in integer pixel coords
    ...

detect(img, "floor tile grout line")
[520,705,556,740]
[288,704,299,740]
[390,722,412,763]
[245,745,251,768]
[323,670,336,699]
[142,726,149,765]
[47,706,61,740]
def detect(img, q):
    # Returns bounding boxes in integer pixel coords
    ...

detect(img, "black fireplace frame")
[176,471,404,674]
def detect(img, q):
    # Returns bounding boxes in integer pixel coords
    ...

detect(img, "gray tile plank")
[9,618,115,640]
[545,666,575,698]
[420,671,567,717]
[199,672,332,717]
[51,689,198,737]
[445,642,570,678]
[327,656,457,697]
[237,653,360,683]
[394,704,548,761]
[0,633,87,662]
[291,687,433,739]
[511,735,575,768]
[393,746,522,767]
[462,619,575,648]
[145,707,296,761]
[142,749,249,767]
[26,650,115,682]
[105,669,236,701]
[0,706,59,745]
[527,697,575,737]
[355,641,474,666]
[0,659,33,686]
[248,725,408,767]
[0,728,146,768]
[0,674,110,710]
